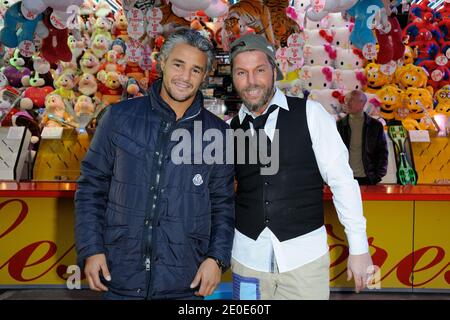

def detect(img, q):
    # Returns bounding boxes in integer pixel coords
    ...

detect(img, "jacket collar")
[342,112,369,126]
[149,79,203,123]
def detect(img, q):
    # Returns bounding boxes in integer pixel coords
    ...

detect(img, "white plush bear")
[299,65,334,91]
[303,44,336,67]
[331,27,353,49]
[303,28,334,46]
[333,69,367,91]
[335,47,364,69]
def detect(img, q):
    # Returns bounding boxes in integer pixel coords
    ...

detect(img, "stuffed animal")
[1,49,31,87]
[0,85,19,121]
[80,50,101,75]
[112,10,129,42]
[395,64,431,91]
[125,60,146,82]
[375,84,404,122]
[303,28,334,46]
[122,77,146,100]
[22,0,84,24]
[74,95,95,117]
[331,27,353,49]
[303,44,336,67]
[78,72,98,97]
[52,72,78,103]
[364,62,393,93]
[335,47,364,69]
[299,65,334,92]
[375,16,405,64]
[305,0,358,21]
[224,0,276,45]
[346,0,388,50]
[435,85,450,115]
[0,2,43,48]
[91,33,112,59]
[418,58,450,92]
[91,16,113,40]
[308,88,345,119]
[402,87,435,130]
[95,70,127,106]
[99,49,126,74]
[39,9,72,64]
[41,93,73,127]
[334,69,367,91]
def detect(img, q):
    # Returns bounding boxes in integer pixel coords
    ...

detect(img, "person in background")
[337,90,388,185]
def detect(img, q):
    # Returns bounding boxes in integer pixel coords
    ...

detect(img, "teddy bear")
[112,10,129,42]
[52,71,78,104]
[80,50,101,75]
[41,93,74,127]
[364,62,393,93]
[95,70,127,107]
[0,2,43,48]
[77,72,98,97]
[1,49,32,87]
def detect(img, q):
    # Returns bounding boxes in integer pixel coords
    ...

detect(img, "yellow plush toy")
[401,87,434,130]
[376,85,404,122]
[395,64,432,94]
[435,85,450,115]
[364,62,392,94]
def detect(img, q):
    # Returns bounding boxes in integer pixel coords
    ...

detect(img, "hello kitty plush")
[303,28,334,46]
[334,69,367,91]
[335,47,364,69]
[331,27,353,49]
[299,65,334,92]
[303,44,336,67]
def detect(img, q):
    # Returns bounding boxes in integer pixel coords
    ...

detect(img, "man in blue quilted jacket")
[75,28,235,300]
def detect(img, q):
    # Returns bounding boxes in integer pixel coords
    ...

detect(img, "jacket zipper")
[144,120,172,298]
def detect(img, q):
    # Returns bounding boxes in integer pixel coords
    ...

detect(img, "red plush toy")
[376,16,405,64]
[418,58,450,92]
[40,10,72,64]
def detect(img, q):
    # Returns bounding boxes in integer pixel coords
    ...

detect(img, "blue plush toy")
[346,0,386,50]
[0,1,43,48]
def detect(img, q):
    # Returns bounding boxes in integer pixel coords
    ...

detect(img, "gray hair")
[158,27,215,75]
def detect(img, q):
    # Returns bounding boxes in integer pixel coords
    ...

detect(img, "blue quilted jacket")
[75,80,235,299]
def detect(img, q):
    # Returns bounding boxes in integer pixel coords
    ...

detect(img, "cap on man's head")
[230,34,284,81]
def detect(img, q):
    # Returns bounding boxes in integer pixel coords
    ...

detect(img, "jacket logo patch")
[193,174,203,186]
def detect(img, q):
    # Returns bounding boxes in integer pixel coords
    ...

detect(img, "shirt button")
[265,201,270,205]
[137,288,141,293]
[265,218,270,224]
[264,182,269,186]
[144,219,150,226]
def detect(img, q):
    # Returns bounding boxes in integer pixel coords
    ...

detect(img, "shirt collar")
[238,88,289,123]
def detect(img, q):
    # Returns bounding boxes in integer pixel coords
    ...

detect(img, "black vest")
[231,97,324,241]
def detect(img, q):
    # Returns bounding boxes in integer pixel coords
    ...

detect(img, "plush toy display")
[305,0,358,21]
[78,72,98,97]
[0,2,43,48]
[435,84,450,115]
[74,95,95,117]
[303,44,336,67]
[395,64,431,91]
[95,70,127,106]
[40,9,72,64]
[80,50,101,75]
[375,84,404,122]
[335,47,364,69]
[364,62,393,93]
[1,50,31,87]
[41,93,73,127]
[52,71,78,103]
[334,68,367,91]
[299,65,334,92]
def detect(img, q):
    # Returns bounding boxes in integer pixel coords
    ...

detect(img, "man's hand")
[347,252,374,293]
[190,258,222,297]
[84,253,111,292]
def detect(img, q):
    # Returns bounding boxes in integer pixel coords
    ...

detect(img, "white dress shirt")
[231,88,369,273]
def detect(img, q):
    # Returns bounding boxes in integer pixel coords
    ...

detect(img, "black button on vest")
[231,97,324,241]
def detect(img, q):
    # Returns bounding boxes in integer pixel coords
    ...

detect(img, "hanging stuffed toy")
[376,15,405,64]
[39,9,72,64]
[0,2,43,48]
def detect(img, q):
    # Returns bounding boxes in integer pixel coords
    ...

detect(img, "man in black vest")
[229,34,374,300]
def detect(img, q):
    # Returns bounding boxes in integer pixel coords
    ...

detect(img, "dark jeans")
[103,291,204,300]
